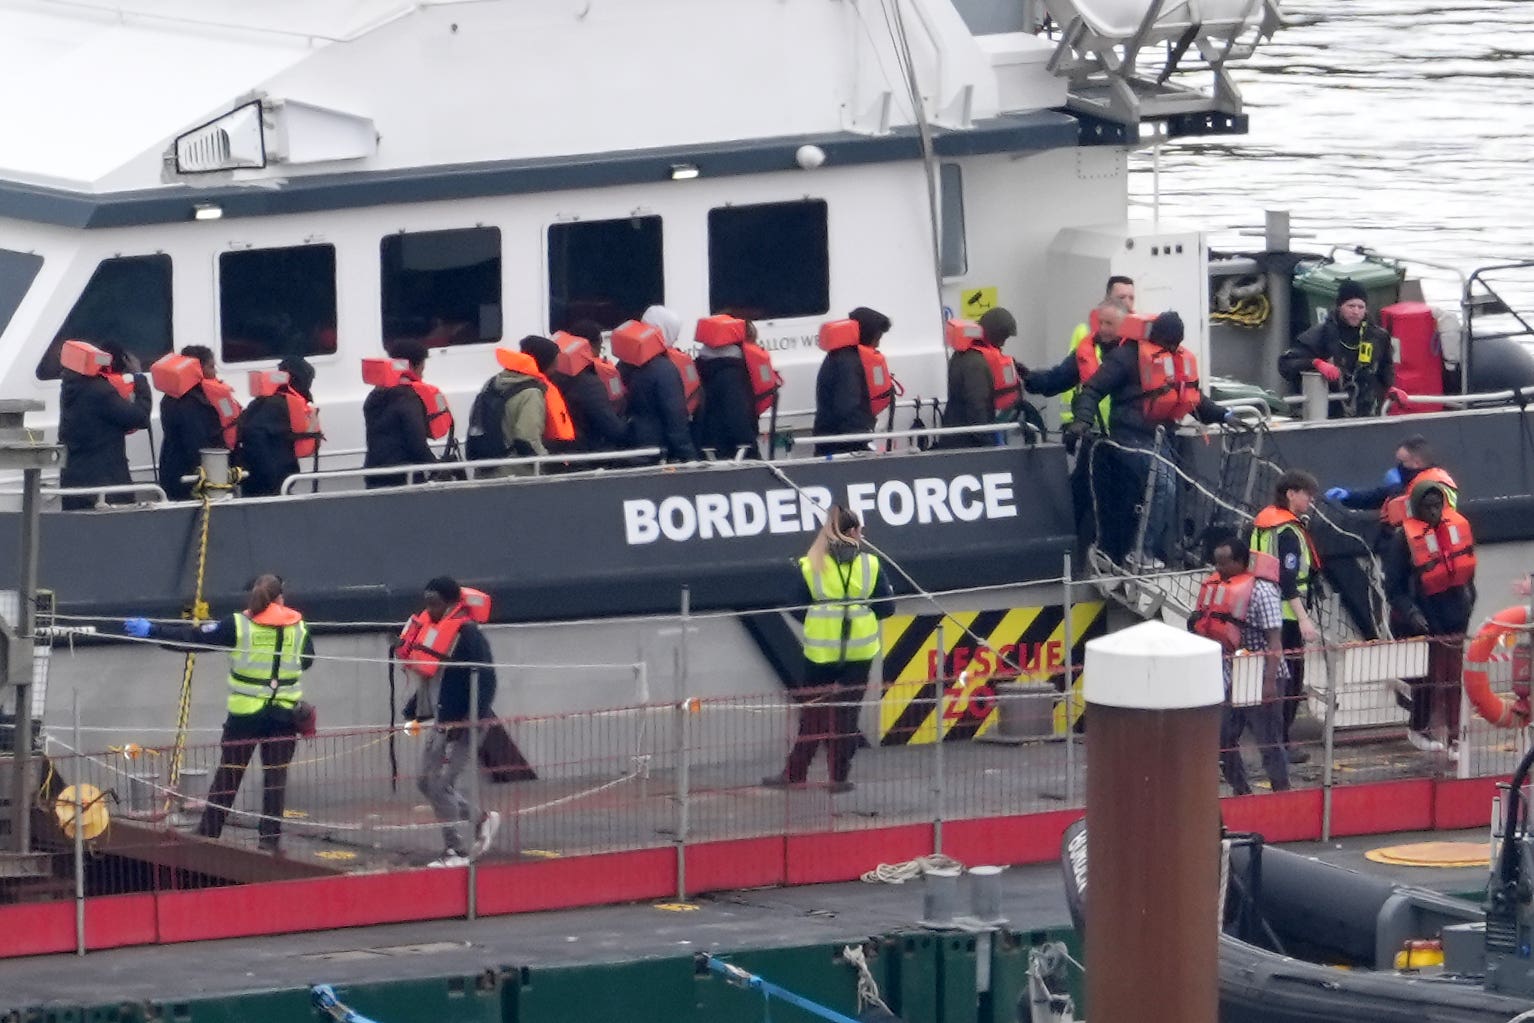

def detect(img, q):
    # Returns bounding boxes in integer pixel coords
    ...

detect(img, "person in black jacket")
[622,351,697,464]
[1323,434,1438,517]
[1278,280,1401,417]
[695,319,762,460]
[58,341,152,510]
[1067,311,1235,566]
[403,577,503,867]
[237,356,314,498]
[552,320,630,455]
[941,307,1017,448]
[813,306,888,456]
[158,345,225,501]
[363,340,435,488]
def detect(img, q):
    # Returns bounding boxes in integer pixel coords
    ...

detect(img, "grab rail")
[278,447,664,495]
[787,421,1023,450]
[42,484,169,508]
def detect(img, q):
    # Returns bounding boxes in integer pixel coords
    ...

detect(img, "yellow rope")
[1211,294,1271,328]
[163,466,238,812]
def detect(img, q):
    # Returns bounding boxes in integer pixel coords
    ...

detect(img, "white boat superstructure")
[0,0,1280,462]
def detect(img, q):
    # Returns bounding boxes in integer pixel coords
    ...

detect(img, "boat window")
[547,215,664,333]
[380,227,502,350]
[35,254,172,380]
[0,248,42,344]
[220,244,338,363]
[939,163,967,278]
[708,200,829,320]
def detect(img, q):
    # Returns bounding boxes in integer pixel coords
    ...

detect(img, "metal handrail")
[774,395,932,421]
[278,447,665,495]
[1383,386,1534,410]
[42,484,169,508]
[793,422,1022,448]
[1212,398,1273,421]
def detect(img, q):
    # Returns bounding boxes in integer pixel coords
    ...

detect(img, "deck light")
[192,203,224,221]
[670,163,700,181]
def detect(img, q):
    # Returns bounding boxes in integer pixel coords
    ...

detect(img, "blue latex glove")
[123,617,153,639]
[1383,466,1403,487]
[1324,487,1350,502]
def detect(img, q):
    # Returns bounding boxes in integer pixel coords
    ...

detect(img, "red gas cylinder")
[1380,302,1445,413]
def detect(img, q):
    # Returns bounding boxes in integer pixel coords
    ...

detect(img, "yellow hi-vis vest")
[1249,515,1314,624]
[227,614,307,714]
[1060,323,1111,430]
[799,553,882,664]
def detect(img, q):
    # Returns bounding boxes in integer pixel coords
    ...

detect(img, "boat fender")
[1463,607,1533,728]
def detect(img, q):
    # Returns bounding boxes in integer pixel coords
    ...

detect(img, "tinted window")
[548,216,663,332]
[0,249,42,344]
[381,227,502,349]
[36,254,172,379]
[220,244,338,363]
[708,200,829,320]
[940,163,967,278]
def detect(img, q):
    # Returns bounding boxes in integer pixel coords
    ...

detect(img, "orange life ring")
[1463,606,1533,728]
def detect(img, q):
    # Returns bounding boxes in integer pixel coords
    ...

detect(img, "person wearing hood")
[237,356,317,498]
[551,320,630,454]
[940,307,1020,448]
[623,306,697,463]
[467,335,567,477]
[58,340,152,510]
[813,306,889,456]
[1323,434,1454,534]
[763,506,894,794]
[1279,279,1401,417]
[695,318,762,460]
[157,345,230,502]
[363,339,436,488]
[1384,478,1477,756]
[1067,310,1235,567]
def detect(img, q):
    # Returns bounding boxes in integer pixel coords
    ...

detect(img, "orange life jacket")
[667,348,701,417]
[396,588,492,679]
[1381,467,1457,528]
[249,369,321,459]
[1190,551,1280,653]
[553,332,627,412]
[821,319,899,417]
[945,319,1020,413]
[63,339,138,402]
[493,348,577,442]
[1074,330,1103,383]
[151,353,241,447]
[1403,508,1476,596]
[742,341,782,415]
[1134,342,1202,422]
[1251,505,1324,572]
[200,378,242,449]
[404,374,454,441]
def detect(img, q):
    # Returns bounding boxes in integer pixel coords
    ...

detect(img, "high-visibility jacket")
[1250,507,1320,624]
[226,606,308,715]
[799,553,882,664]
[1060,323,1111,428]
[1381,467,1458,528]
[1404,509,1476,596]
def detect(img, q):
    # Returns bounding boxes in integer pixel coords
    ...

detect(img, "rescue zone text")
[623,472,1018,544]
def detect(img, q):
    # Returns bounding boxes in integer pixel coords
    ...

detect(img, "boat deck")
[0,828,1493,1007]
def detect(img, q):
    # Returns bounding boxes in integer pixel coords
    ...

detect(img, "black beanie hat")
[424,576,461,604]
[1148,310,1185,346]
[979,307,1018,344]
[847,306,892,345]
[1336,280,1368,306]
[519,334,560,373]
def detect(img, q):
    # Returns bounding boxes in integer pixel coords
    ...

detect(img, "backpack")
[466,378,545,461]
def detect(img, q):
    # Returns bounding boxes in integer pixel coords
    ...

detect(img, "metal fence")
[20,629,1522,920]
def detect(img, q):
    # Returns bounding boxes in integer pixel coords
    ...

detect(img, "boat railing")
[1384,385,1534,411]
[36,483,169,508]
[277,447,666,495]
[781,421,1029,452]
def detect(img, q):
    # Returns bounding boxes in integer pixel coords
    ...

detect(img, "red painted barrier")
[0,775,1499,960]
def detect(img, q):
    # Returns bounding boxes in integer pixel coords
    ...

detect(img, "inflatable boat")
[1060,746,1534,1021]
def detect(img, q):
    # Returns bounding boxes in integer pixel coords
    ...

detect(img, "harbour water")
[1130,0,1534,307]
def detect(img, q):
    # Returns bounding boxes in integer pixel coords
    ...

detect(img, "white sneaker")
[1407,730,1444,753]
[427,852,470,868]
[470,810,501,859]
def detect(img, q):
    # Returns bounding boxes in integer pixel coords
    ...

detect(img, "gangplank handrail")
[278,447,666,495]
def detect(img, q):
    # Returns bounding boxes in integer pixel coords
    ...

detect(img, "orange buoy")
[1463,606,1534,728]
